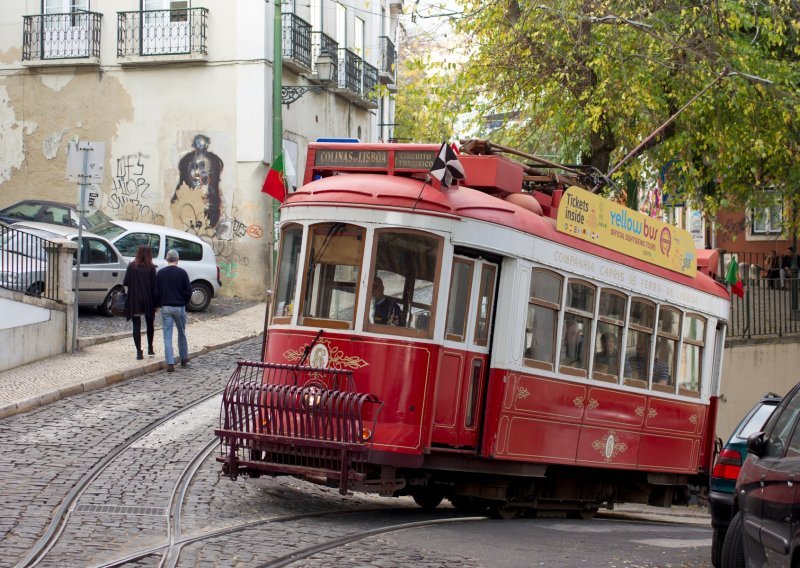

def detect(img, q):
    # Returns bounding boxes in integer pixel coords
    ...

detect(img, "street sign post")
[67,140,106,353]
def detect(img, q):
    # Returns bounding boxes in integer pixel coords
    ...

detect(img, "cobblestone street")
[77,296,261,339]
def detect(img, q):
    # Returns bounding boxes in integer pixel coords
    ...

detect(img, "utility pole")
[272,0,283,270]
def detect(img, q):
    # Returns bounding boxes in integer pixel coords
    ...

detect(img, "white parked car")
[91,220,221,311]
[2,222,127,315]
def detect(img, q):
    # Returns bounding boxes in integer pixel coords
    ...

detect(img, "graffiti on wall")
[108,152,165,224]
[171,134,223,230]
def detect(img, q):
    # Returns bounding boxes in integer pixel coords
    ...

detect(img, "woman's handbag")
[111,291,127,317]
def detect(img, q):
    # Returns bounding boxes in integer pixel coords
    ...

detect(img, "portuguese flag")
[725,256,745,299]
[262,153,287,202]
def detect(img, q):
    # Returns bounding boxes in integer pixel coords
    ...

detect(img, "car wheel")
[99,287,121,317]
[711,526,726,568]
[26,282,44,297]
[720,512,745,568]
[188,281,212,312]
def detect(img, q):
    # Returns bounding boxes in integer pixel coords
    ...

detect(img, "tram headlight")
[362,427,373,441]
[303,386,322,409]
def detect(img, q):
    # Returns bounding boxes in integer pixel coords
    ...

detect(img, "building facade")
[0,0,400,298]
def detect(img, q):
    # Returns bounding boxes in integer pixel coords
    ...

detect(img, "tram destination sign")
[556,186,697,277]
[315,149,389,168]
[313,149,437,172]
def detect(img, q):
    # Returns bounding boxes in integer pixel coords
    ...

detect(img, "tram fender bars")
[216,360,383,494]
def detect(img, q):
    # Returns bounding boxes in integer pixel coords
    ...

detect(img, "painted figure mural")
[172,134,224,228]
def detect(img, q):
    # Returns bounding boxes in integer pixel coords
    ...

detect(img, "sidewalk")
[0,303,267,419]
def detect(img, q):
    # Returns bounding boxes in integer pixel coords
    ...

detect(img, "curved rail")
[15,389,224,568]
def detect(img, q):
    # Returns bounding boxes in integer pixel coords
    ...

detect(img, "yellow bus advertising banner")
[556,186,697,277]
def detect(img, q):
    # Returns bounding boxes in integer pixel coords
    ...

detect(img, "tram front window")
[273,224,303,320]
[300,223,365,328]
[366,230,442,338]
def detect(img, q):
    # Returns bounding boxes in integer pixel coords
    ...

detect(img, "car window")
[762,389,800,458]
[2,202,41,221]
[735,403,779,441]
[114,232,160,258]
[74,238,117,264]
[40,206,71,226]
[85,210,112,228]
[787,420,800,457]
[92,222,127,240]
[165,236,203,261]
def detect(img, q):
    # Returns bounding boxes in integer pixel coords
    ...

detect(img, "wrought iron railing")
[22,11,102,61]
[378,36,396,82]
[723,250,800,339]
[0,225,60,301]
[282,13,312,68]
[361,61,379,102]
[311,32,339,84]
[216,360,382,493]
[339,48,362,93]
[117,8,208,57]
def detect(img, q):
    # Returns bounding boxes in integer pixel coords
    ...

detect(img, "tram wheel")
[570,507,598,520]
[491,504,519,520]
[412,492,444,512]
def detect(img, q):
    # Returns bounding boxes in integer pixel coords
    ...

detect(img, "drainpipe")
[271,0,283,270]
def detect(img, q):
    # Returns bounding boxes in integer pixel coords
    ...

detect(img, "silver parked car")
[1,222,127,315]
[91,220,221,311]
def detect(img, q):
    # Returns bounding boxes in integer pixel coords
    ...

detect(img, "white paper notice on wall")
[67,140,106,184]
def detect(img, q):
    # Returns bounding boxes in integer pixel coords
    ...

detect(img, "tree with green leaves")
[398,0,799,216]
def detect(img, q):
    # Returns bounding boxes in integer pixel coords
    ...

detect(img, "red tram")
[216,141,730,518]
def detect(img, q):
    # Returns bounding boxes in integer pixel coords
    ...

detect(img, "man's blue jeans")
[161,305,188,365]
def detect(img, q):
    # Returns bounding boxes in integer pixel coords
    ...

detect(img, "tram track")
[15,388,225,568]
[86,507,488,568]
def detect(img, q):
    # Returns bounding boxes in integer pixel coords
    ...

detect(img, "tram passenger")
[593,332,631,376]
[559,319,584,368]
[626,336,650,380]
[653,339,673,385]
[371,277,402,326]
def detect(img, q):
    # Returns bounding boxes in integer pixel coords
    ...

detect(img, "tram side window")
[300,223,365,328]
[366,230,442,338]
[593,290,627,382]
[678,315,705,397]
[653,307,680,392]
[524,270,561,369]
[559,281,595,374]
[273,224,303,320]
[625,299,655,386]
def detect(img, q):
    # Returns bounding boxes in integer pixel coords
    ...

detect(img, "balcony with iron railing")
[355,61,379,109]
[378,36,396,85]
[117,8,208,64]
[282,13,312,74]
[336,48,363,97]
[22,11,102,65]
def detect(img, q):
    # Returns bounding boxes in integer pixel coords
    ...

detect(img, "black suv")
[709,393,781,567]
[721,381,800,567]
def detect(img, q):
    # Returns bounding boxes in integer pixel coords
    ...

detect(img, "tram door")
[431,257,498,448]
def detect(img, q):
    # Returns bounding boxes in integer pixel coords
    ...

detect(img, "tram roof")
[285,173,729,301]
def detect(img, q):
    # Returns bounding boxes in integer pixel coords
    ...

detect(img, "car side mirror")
[746,431,766,458]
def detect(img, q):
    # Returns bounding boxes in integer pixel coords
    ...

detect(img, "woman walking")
[123,244,158,360]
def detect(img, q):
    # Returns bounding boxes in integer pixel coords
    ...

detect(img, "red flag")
[262,154,287,202]
[731,279,745,299]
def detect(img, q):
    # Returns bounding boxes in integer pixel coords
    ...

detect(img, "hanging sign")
[556,186,697,277]
[66,140,106,183]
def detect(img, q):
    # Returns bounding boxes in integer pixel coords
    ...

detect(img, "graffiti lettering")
[108,153,164,223]
[246,224,264,238]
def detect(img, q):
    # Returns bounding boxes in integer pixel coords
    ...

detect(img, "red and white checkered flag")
[429,142,466,189]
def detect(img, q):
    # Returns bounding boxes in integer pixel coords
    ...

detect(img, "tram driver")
[371,277,402,326]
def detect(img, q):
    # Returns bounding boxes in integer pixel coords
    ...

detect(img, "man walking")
[156,249,193,372]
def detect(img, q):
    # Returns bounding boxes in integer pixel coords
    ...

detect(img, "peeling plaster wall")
[0,0,385,301]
